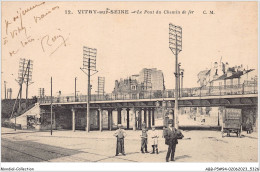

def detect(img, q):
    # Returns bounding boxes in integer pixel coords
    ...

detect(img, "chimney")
[214,62,218,68]
[238,65,243,72]
[115,80,119,90]
[234,65,238,72]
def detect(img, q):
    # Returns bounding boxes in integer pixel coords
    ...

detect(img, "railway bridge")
[37,84,258,132]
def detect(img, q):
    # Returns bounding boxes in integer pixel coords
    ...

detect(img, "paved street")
[1,127,258,162]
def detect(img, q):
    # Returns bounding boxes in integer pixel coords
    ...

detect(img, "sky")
[1,1,258,98]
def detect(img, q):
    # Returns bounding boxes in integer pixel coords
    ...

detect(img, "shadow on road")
[175,154,191,161]
[240,134,258,139]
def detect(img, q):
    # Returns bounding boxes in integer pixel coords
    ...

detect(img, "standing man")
[164,124,178,162]
[114,124,126,156]
[140,127,149,153]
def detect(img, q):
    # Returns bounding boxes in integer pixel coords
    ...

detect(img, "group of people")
[113,123,184,162]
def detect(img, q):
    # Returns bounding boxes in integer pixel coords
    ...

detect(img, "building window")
[131,85,136,90]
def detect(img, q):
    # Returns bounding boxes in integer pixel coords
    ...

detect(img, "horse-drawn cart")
[222,108,242,137]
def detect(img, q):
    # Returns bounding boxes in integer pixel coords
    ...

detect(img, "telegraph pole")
[174,37,179,129]
[169,23,182,129]
[81,46,98,132]
[51,77,53,136]
[19,59,26,111]
[11,58,33,131]
[87,58,91,132]
[25,60,31,108]
[178,63,181,97]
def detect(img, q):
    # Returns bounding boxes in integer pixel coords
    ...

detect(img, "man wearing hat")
[114,124,126,156]
[148,125,159,154]
[164,124,178,162]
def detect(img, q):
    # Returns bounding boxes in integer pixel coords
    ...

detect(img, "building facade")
[113,68,165,99]
[197,60,257,88]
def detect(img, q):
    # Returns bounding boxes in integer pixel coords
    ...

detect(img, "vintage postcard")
[1,1,259,171]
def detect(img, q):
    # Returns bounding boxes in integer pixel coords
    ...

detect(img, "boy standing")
[149,125,159,154]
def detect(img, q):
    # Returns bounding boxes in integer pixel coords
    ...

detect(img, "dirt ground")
[1,127,258,162]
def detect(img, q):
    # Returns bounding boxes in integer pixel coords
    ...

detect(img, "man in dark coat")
[164,125,178,162]
[114,124,126,156]
[245,119,253,134]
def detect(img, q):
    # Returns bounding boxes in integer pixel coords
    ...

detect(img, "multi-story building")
[138,68,165,91]
[113,68,165,98]
[197,60,257,88]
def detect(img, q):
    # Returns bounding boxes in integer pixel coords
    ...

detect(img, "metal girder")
[220,99,230,105]
[201,100,211,106]
[104,103,111,107]
[122,102,128,107]
[147,101,154,106]
[128,102,134,107]
[135,102,144,107]
[251,97,258,104]
[192,100,202,106]
[208,99,219,105]
[240,98,253,104]
[182,100,192,105]
[140,102,147,107]
[134,102,140,106]
[116,103,123,107]
[229,98,240,105]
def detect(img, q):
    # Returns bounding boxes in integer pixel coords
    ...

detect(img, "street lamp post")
[75,77,77,102]
[180,68,184,97]
[178,63,181,97]
[169,23,182,129]
[162,100,167,127]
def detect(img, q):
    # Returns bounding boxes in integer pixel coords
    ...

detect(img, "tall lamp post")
[178,63,181,97]
[169,23,182,129]
[81,46,98,132]
[75,77,77,102]
[162,100,167,127]
[180,68,184,97]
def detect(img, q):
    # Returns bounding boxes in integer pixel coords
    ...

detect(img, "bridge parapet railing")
[38,84,257,104]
